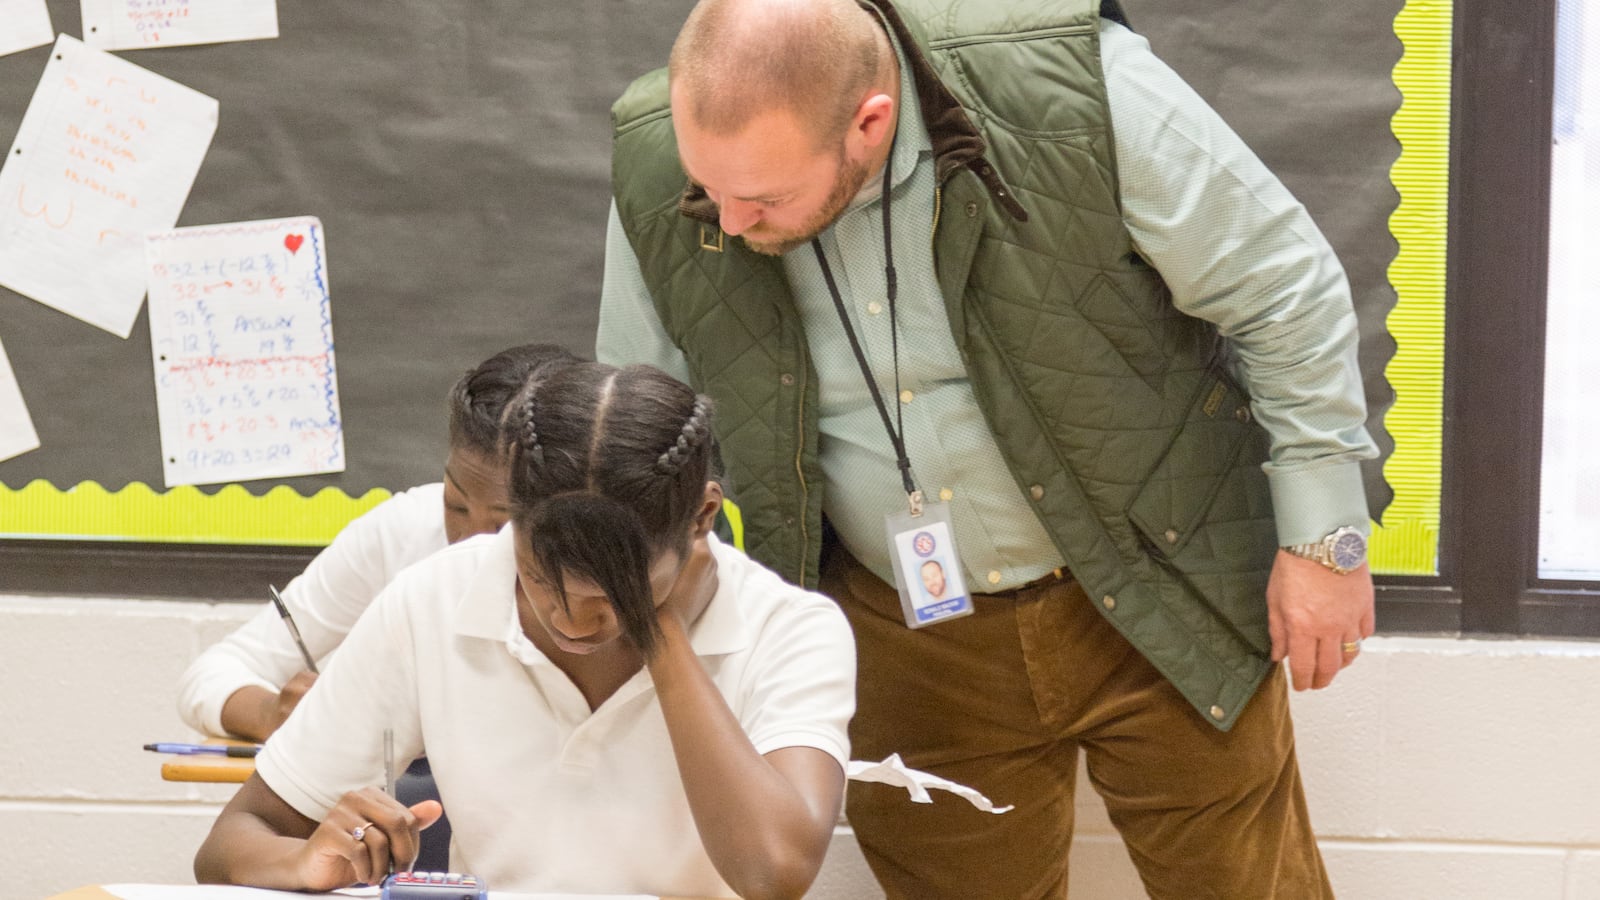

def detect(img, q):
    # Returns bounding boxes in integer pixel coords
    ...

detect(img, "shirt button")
[987,570,1002,585]
[965,201,979,218]
[1102,595,1116,611]
[780,373,795,386]
[899,389,914,404]
[1164,528,1179,544]
[867,301,883,315]
[1210,705,1226,721]
[939,487,953,501]
[1029,484,1045,501]
[1235,406,1251,423]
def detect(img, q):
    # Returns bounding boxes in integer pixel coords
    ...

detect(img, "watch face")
[1330,530,1367,571]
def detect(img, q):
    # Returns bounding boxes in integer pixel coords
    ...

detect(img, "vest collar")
[677,0,1028,225]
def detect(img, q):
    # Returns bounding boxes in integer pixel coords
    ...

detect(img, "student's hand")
[220,670,320,743]
[296,787,442,890]
[272,670,318,731]
[659,535,718,630]
[1267,551,1375,691]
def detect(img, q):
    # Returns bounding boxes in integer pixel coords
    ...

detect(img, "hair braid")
[521,396,545,467]
[654,396,711,475]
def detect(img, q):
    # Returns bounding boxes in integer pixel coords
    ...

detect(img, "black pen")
[269,583,319,674]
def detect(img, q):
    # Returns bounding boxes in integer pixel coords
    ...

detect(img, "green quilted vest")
[610,0,1278,729]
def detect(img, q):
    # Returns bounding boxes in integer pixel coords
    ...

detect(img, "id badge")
[884,501,973,628]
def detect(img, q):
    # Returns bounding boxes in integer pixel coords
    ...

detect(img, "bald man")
[598,1,1376,897]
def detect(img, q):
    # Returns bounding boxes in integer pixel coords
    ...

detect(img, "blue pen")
[144,742,261,757]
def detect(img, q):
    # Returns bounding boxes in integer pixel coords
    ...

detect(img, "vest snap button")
[780,373,795,386]
[1234,406,1251,423]
[965,201,978,218]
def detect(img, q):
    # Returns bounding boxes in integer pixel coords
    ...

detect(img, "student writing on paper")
[176,343,579,742]
[193,361,855,899]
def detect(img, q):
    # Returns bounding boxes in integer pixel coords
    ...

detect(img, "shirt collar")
[453,527,752,661]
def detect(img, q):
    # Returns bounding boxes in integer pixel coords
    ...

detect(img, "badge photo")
[884,507,972,629]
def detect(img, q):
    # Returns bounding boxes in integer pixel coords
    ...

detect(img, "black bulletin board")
[0,0,699,500]
[0,0,1404,595]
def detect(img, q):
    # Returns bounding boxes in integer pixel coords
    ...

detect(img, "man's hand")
[1267,550,1375,691]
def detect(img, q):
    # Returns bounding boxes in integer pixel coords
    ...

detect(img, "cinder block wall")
[4,595,1599,899]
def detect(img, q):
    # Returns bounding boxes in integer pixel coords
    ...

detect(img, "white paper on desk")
[0,334,41,463]
[103,886,653,900]
[147,216,345,486]
[81,0,279,52]
[105,887,377,899]
[0,34,218,338]
[0,0,52,57]
[848,753,1015,814]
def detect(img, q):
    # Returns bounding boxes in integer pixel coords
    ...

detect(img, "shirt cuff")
[1266,460,1372,546]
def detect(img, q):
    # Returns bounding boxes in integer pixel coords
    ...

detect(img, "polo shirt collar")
[452,526,753,660]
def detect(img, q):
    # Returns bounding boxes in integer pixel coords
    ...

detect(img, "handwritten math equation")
[146,217,345,487]
[82,0,280,53]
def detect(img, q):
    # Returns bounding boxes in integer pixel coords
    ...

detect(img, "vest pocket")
[1126,368,1257,556]
[1125,366,1278,655]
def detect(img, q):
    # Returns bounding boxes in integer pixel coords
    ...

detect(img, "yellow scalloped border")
[0,480,390,546]
[1368,0,1451,575]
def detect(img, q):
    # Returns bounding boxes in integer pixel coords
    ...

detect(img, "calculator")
[379,871,488,900]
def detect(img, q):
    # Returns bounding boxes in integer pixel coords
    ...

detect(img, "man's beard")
[740,151,874,257]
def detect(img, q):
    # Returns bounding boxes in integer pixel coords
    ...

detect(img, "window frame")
[1373,0,1600,638]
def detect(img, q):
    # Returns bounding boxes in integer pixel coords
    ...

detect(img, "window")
[1396,0,1600,637]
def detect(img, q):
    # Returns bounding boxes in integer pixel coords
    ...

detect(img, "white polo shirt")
[177,483,449,737]
[255,528,855,898]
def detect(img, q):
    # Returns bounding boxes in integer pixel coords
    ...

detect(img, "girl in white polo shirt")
[194,362,856,900]
[176,343,579,742]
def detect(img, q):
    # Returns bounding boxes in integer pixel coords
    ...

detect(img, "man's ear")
[692,481,725,538]
[844,90,896,160]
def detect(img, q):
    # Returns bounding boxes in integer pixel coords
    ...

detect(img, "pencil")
[268,584,319,674]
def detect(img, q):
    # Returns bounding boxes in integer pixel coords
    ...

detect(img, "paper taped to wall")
[0,35,218,338]
[146,216,346,487]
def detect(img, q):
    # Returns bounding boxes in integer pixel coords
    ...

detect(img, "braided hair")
[448,343,580,457]
[501,362,716,657]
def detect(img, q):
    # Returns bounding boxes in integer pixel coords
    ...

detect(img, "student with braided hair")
[195,361,856,900]
[177,342,580,742]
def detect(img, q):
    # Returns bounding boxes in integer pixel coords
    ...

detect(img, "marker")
[269,583,319,674]
[144,742,260,757]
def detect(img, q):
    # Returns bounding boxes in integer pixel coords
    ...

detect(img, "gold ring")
[1341,640,1362,654]
[351,821,372,842]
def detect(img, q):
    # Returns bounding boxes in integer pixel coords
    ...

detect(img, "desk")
[47,886,704,900]
[157,739,257,784]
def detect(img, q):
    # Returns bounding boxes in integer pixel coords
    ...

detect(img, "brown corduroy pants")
[821,544,1334,900]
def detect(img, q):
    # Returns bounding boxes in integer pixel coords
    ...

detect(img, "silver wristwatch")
[1282,526,1367,575]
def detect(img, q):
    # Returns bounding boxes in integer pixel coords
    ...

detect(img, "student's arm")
[176,486,445,740]
[195,774,439,889]
[647,553,854,900]
[195,571,432,889]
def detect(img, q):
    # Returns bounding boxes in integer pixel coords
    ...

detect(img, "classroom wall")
[4,594,1600,899]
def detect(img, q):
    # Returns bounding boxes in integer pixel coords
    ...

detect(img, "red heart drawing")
[284,233,304,254]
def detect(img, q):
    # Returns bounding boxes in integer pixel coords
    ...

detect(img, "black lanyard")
[809,140,923,513]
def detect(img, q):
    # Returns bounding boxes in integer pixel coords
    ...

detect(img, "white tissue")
[847,753,1014,814]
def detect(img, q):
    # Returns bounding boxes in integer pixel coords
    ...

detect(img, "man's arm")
[596,200,693,380]
[1102,21,1378,689]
